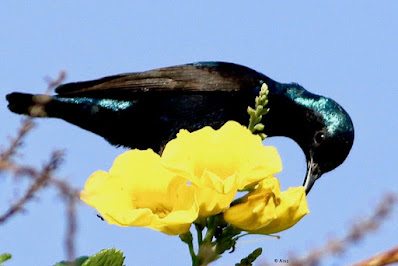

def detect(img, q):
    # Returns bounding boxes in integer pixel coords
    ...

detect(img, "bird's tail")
[6,92,53,117]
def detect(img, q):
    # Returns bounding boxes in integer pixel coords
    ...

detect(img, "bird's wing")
[55,62,266,99]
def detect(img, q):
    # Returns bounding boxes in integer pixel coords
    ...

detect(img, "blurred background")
[1,2,397,265]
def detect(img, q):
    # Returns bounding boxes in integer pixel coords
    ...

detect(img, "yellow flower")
[161,121,282,216]
[224,177,309,234]
[80,149,199,235]
[80,121,292,235]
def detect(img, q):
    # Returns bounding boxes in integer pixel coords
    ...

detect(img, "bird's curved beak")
[303,158,322,194]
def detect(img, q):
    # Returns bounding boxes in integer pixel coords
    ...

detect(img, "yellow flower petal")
[224,177,309,234]
[161,121,282,215]
[254,186,309,234]
[193,184,237,217]
[80,149,199,235]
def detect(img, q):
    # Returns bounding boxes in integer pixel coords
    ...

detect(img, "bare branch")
[44,70,66,90]
[0,150,64,224]
[288,193,397,266]
[0,70,65,164]
[0,118,35,164]
[352,245,398,266]
[1,71,78,262]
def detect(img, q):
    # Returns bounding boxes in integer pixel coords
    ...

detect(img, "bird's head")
[264,82,354,194]
[284,85,355,194]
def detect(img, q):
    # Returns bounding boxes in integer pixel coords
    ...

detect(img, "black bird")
[6,62,354,194]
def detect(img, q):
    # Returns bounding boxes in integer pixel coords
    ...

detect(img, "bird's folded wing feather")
[54,62,263,99]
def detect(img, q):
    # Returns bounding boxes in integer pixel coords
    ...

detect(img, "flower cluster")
[80,121,309,236]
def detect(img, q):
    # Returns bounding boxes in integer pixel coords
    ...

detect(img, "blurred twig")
[288,193,397,266]
[0,118,35,165]
[53,177,80,262]
[0,150,64,223]
[1,71,79,263]
[352,245,398,266]
[44,71,66,89]
[0,70,65,165]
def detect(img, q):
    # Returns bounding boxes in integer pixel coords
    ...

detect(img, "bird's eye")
[314,131,326,144]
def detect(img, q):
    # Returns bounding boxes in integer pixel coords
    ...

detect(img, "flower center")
[153,205,171,218]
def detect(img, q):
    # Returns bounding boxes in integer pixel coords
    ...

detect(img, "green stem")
[203,217,217,243]
[188,242,198,266]
[204,227,216,244]
[232,232,249,241]
[180,232,199,266]
[247,109,257,133]
[195,224,203,246]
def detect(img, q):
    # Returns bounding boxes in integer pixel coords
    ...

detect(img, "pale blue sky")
[1,2,397,265]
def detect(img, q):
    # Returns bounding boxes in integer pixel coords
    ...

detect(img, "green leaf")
[0,253,12,263]
[53,256,89,266]
[82,249,125,266]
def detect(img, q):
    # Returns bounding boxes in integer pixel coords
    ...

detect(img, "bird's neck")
[262,83,319,158]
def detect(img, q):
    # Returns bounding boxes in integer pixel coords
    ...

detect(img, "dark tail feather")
[6,92,52,117]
